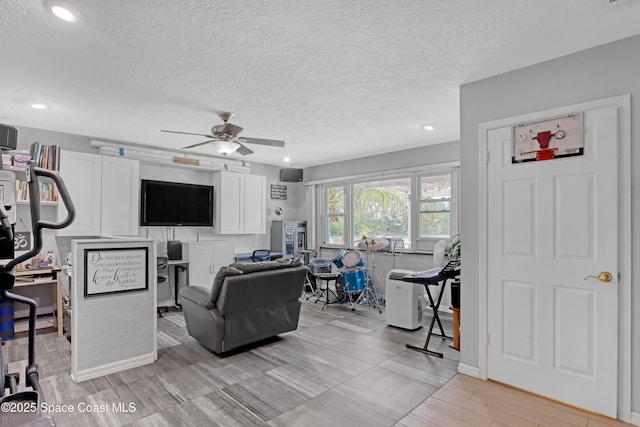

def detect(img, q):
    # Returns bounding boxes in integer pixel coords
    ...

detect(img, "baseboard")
[630,411,640,426]
[457,363,480,378]
[71,353,155,383]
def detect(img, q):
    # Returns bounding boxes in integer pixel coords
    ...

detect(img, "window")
[321,166,458,252]
[419,173,451,239]
[326,185,345,245]
[353,177,411,249]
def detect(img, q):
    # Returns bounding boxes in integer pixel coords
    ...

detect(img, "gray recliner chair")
[180,258,307,354]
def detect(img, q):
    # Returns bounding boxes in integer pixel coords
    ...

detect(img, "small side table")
[449,306,460,351]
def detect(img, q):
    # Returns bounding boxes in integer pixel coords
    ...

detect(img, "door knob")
[584,271,613,282]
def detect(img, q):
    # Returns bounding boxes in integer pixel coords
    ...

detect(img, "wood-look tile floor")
[2,299,635,427]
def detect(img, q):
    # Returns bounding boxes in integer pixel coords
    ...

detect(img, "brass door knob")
[584,272,613,282]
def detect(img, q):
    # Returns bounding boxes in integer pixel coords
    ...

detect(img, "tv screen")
[140,179,213,226]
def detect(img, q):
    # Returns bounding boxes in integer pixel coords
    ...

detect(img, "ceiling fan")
[161,112,285,156]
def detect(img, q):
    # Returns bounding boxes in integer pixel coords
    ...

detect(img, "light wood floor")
[400,374,634,427]
[2,298,635,427]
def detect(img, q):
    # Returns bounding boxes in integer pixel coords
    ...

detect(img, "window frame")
[324,183,349,247]
[414,168,459,252]
[320,164,459,252]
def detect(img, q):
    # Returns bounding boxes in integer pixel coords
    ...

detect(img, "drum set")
[307,236,389,313]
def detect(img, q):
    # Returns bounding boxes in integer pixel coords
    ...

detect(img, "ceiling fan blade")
[162,130,215,138]
[220,123,243,137]
[235,143,254,156]
[240,137,285,147]
[182,139,216,149]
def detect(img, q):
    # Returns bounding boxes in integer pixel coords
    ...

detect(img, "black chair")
[251,249,271,262]
[157,256,169,317]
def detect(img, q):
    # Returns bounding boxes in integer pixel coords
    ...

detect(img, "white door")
[487,106,618,416]
[184,242,215,288]
[211,240,234,273]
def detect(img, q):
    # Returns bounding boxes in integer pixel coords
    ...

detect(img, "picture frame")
[512,113,584,163]
[84,247,149,297]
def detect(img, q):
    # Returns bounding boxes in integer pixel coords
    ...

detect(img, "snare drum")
[340,267,367,292]
[342,249,363,268]
[332,250,346,268]
[309,258,331,275]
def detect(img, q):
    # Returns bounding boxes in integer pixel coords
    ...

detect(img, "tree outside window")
[353,178,410,249]
[327,185,345,245]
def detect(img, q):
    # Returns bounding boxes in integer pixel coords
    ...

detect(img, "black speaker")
[0,124,17,150]
[167,241,182,260]
[451,280,460,309]
[279,168,303,182]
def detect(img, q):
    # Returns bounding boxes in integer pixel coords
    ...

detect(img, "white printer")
[385,269,425,330]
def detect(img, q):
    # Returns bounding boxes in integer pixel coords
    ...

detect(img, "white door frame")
[476,94,631,422]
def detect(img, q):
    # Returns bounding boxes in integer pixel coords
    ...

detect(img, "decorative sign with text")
[84,247,149,297]
[270,184,287,200]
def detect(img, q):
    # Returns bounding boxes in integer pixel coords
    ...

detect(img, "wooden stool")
[449,306,460,351]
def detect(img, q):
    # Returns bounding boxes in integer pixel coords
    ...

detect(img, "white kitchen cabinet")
[213,172,266,234]
[243,174,266,234]
[182,241,234,289]
[58,152,139,236]
[57,151,103,236]
[101,156,139,236]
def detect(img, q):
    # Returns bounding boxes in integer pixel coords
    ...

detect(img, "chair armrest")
[181,286,215,310]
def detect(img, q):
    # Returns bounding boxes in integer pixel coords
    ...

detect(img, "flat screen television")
[140,179,214,226]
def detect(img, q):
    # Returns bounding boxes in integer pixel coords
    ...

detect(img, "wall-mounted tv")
[140,179,214,227]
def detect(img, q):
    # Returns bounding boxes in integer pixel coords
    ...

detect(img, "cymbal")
[355,237,389,251]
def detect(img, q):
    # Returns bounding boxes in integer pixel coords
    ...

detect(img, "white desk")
[167,259,189,308]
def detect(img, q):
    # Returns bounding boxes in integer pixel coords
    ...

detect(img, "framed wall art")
[84,247,149,297]
[512,113,584,163]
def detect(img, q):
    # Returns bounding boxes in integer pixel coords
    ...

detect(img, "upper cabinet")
[57,152,139,236]
[57,151,102,236]
[100,156,140,236]
[213,172,266,234]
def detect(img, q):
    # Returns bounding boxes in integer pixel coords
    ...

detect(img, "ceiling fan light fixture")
[214,140,240,155]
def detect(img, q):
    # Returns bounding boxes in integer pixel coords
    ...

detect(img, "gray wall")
[459,34,640,411]
[305,141,460,181]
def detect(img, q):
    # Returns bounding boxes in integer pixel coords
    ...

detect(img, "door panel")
[502,280,536,362]
[554,174,594,260]
[554,286,594,376]
[502,179,536,257]
[487,105,618,416]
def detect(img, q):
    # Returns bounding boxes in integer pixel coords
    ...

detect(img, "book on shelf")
[29,142,60,171]
[14,179,58,203]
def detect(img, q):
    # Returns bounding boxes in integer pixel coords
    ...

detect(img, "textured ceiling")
[0,0,639,168]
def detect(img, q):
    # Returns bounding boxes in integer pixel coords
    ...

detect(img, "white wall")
[71,238,155,382]
[10,125,307,257]
[459,34,640,412]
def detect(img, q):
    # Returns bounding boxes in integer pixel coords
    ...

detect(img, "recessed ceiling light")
[49,2,79,22]
[283,157,291,162]
[423,125,435,131]
[31,103,47,109]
